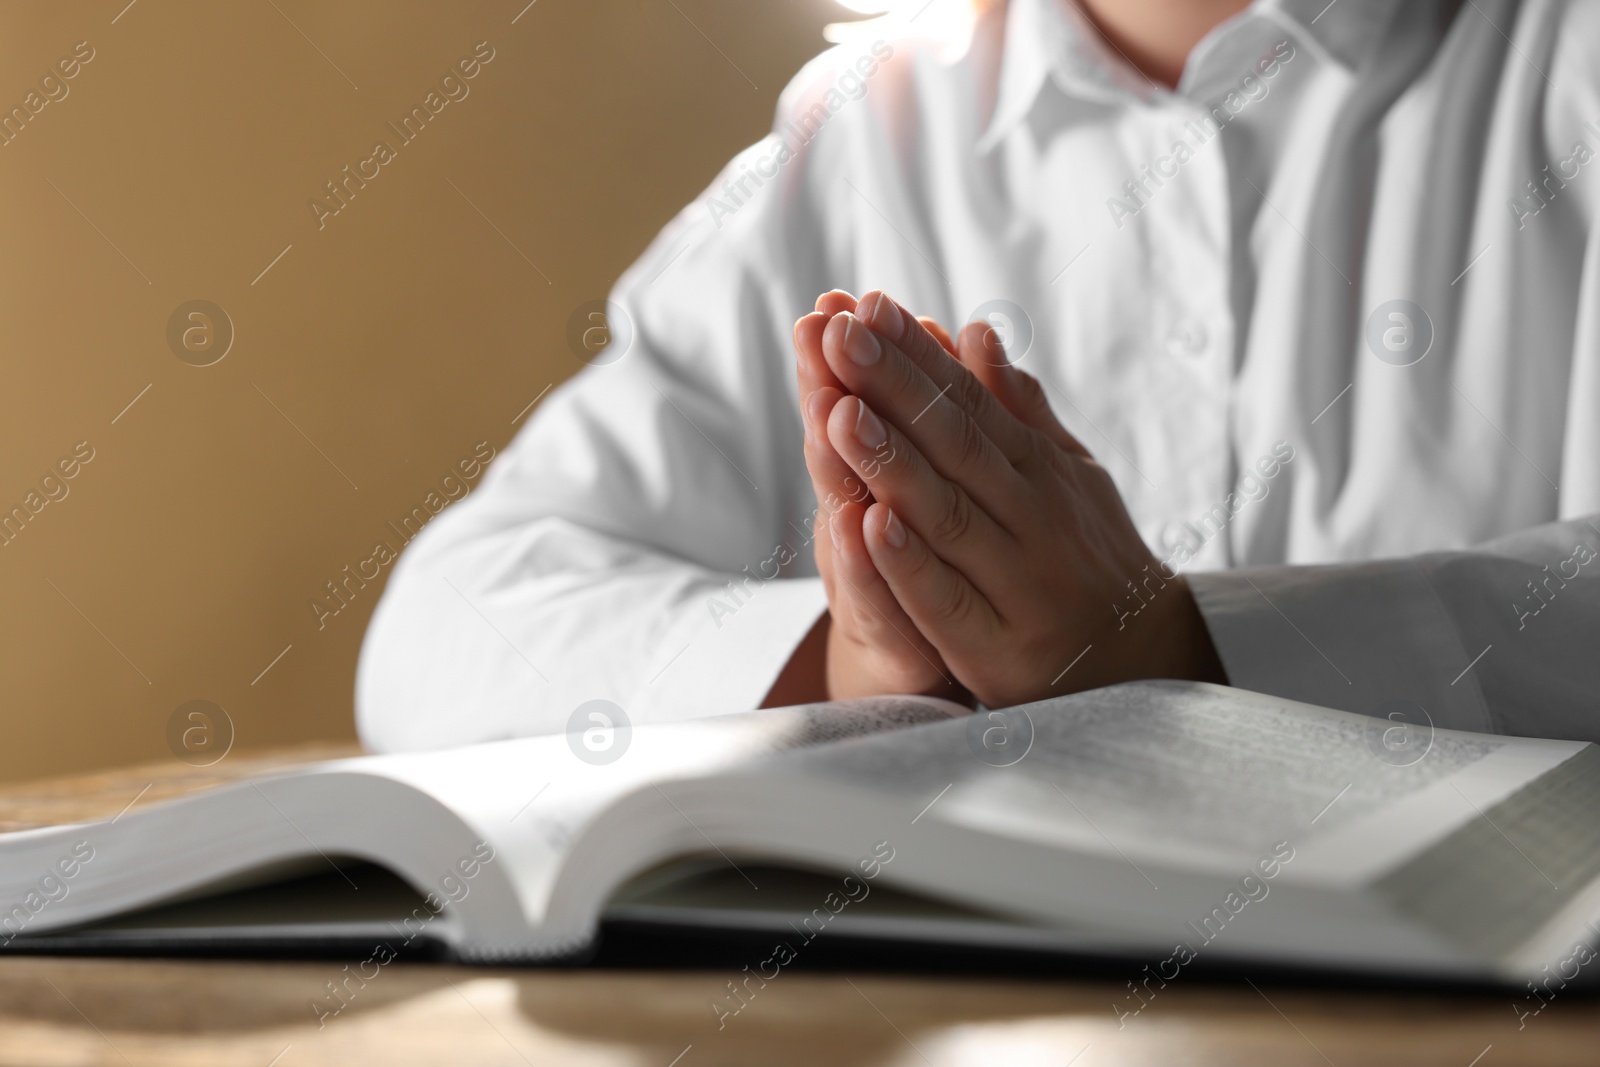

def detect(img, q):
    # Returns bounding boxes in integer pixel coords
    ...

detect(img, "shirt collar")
[977,0,1402,152]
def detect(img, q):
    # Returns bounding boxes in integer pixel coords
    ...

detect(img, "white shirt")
[357,0,1600,752]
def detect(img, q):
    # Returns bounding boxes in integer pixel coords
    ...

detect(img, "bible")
[4,681,1598,987]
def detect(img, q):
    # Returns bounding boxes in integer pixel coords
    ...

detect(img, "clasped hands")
[793,289,1225,708]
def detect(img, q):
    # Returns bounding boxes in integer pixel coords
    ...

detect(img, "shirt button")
[1167,318,1209,358]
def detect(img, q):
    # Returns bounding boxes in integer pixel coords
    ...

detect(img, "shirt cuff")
[628,576,830,722]
[1186,560,1496,734]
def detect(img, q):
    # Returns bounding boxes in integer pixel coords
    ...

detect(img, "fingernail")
[882,507,907,548]
[863,292,904,342]
[840,313,881,366]
[853,399,887,449]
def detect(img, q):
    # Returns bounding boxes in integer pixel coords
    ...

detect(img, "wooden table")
[1,748,1595,1066]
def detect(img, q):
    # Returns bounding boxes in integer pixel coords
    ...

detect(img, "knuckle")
[1015,425,1050,469]
[953,412,989,469]
[850,598,884,634]
[928,483,975,545]
[949,364,984,404]
[1018,369,1051,418]
[950,372,990,426]
[855,433,899,481]
[1042,434,1085,481]
[1073,454,1115,493]
[929,570,973,626]
[892,341,927,386]
[831,578,876,630]
[1024,374,1062,428]
[883,346,927,407]
[1033,434,1073,481]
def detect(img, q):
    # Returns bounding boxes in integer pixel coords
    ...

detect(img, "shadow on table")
[3,924,1592,1050]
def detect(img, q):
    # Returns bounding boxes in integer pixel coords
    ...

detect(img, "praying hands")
[790,290,1227,709]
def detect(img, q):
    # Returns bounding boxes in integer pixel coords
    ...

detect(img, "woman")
[358,0,1600,751]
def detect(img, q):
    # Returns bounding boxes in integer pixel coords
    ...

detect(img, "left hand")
[814,290,1227,708]
[792,292,967,703]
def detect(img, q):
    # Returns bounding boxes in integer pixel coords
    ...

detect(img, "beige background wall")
[0,0,841,782]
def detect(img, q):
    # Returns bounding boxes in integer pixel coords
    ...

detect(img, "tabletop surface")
[1,746,1595,1067]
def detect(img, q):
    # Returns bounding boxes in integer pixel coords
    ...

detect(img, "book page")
[515,696,965,853]
[354,695,967,915]
[765,681,1512,875]
[1373,744,1600,961]
[0,696,964,955]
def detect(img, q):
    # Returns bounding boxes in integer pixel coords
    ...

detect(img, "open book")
[5,681,1599,987]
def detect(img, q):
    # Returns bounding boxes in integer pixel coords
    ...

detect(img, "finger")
[954,322,1090,458]
[795,290,866,396]
[827,501,951,689]
[805,387,873,509]
[794,311,845,397]
[853,291,1035,462]
[816,290,857,316]
[806,390,857,607]
[861,501,1001,658]
[917,316,957,356]
[822,310,1028,522]
[825,393,1013,580]
[803,387,873,593]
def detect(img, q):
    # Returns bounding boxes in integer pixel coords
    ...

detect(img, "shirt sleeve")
[355,131,850,753]
[1187,514,1600,740]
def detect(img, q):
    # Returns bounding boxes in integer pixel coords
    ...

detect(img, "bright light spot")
[824,0,983,60]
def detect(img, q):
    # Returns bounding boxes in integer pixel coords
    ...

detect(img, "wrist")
[1139,574,1228,685]
[825,613,975,706]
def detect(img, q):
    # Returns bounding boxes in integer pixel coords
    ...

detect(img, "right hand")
[794,291,972,705]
